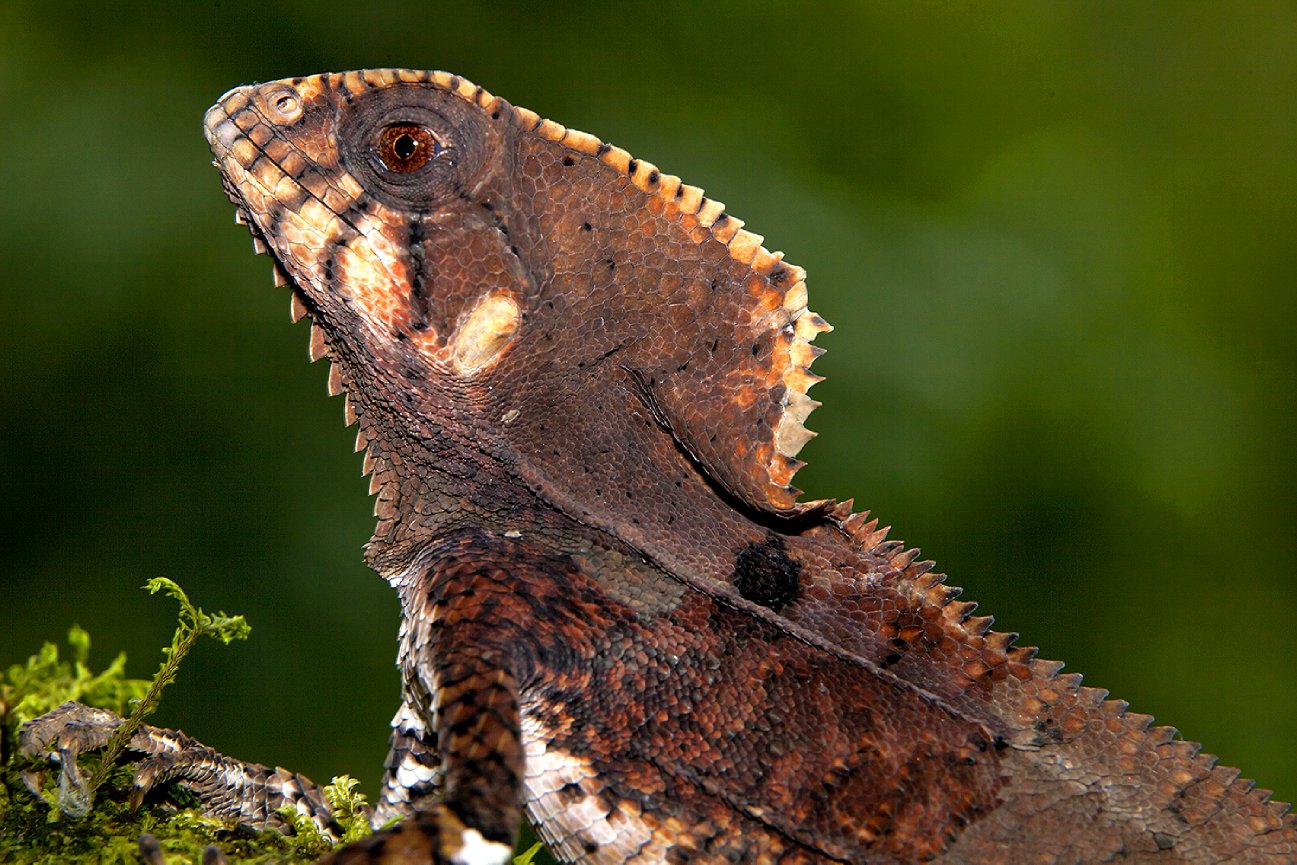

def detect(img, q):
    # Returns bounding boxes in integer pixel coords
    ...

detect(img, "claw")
[19,700,345,838]
[20,768,45,799]
[19,701,123,817]
[55,745,94,818]
[139,833,167,865]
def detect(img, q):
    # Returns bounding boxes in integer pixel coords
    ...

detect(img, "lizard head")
[205,71,520,378]
[205,70,832,548]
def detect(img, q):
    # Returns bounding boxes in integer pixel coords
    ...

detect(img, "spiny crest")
[433,68,833,511]
[832,495,1286,821]
[233,210,391,520]
[216,68,832,513]
[830,498,1027,687]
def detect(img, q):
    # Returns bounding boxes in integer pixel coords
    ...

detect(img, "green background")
[3,0,1295,817]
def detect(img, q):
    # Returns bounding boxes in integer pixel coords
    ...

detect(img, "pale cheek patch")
[336,239,419,341]
[450,292,521,375]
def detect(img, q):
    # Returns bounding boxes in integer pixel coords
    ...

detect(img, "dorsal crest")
[495,76,834,513]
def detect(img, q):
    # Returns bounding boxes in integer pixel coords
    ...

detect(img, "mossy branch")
[87,578,249,793]
[1,586,560,863]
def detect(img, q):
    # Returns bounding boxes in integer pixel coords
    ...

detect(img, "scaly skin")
[24,69,1297,864]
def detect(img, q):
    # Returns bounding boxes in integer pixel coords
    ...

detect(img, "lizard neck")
[322,335,543,578]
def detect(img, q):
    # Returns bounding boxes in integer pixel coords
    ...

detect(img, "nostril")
[261,85,303,123]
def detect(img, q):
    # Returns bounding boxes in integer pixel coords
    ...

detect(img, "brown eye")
[376,124,443,173]
[338,87,485,210]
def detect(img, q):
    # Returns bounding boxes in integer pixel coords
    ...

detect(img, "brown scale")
[18,68,1297,865]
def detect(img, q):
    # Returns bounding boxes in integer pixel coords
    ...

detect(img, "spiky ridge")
[825,498,1297,855]
[391,70,832,510]
[385,76,1292,846]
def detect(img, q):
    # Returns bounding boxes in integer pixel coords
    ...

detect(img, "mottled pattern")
[22,69,1297,864]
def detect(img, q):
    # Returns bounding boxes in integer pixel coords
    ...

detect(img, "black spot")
[1034,716,1063,742]
[1153,832,1175,851]
[627,158,639,174]
[647,169,660,184]
[562,155,575,167]
[581,221,593,232]
[595,143,611,157]
[732,533,800,612]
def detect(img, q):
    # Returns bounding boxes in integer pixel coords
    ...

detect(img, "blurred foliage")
[1,0,1293,827]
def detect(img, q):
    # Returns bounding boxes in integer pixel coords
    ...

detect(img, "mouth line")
[217,170,315,315]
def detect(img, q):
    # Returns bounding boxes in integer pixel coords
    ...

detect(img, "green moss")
[0,584,557,863]
[0,625,147,738]
[0,583,315,863]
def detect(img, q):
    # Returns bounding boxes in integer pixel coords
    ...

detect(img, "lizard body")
[23,69,1297,864]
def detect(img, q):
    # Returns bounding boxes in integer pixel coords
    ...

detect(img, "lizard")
[19,68,1297,864]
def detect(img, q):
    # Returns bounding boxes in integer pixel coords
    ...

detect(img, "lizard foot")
[20,701,343,835]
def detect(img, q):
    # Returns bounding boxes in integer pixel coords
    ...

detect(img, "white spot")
[504,530,522,539]
[501,408,520,424]
[521,715,659,862]
[450,828,512,865]
[450,293,520,375]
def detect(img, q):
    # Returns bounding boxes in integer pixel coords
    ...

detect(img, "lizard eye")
[338,84,489,212]
[376,124,445,174]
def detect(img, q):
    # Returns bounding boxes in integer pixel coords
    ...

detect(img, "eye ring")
[336,85,487,211]
[375,123,445,174]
